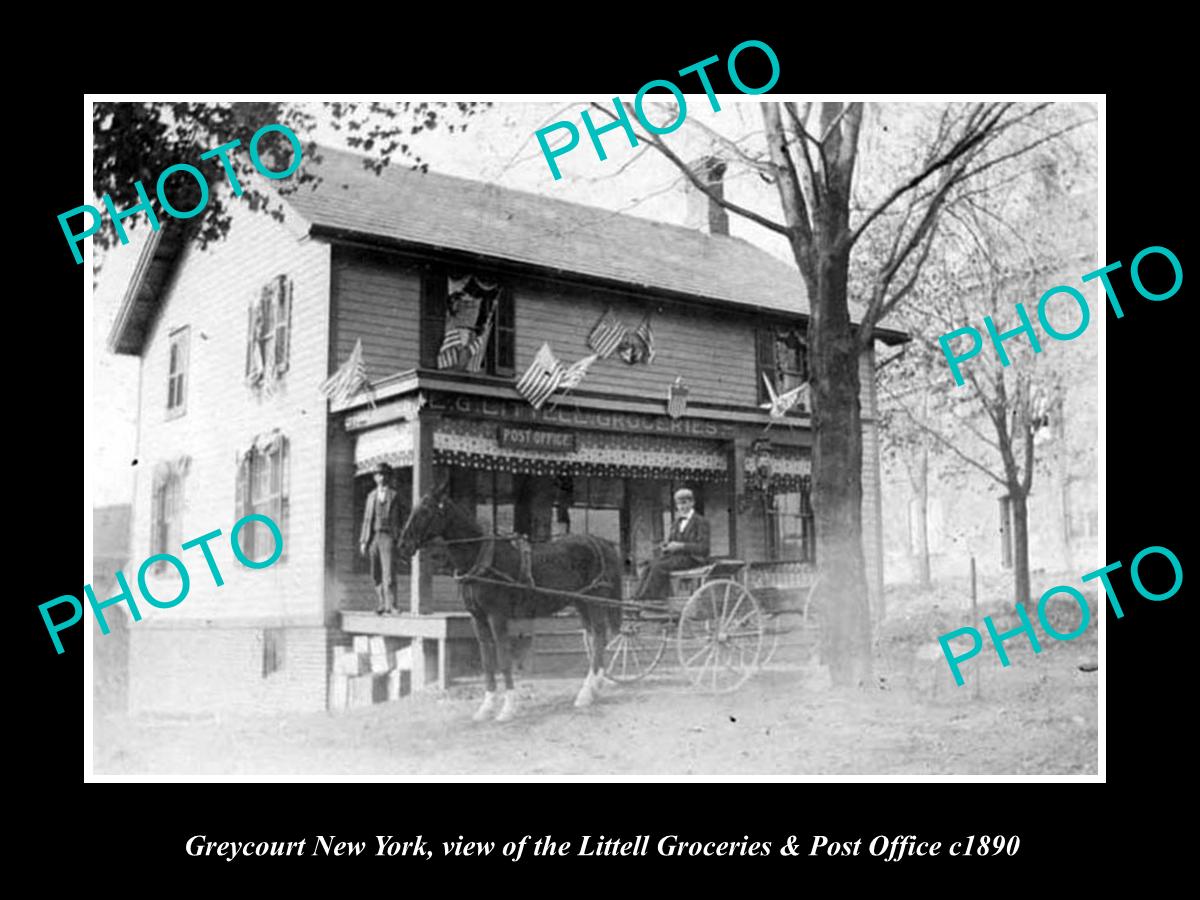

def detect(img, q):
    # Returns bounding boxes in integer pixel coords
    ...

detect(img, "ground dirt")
[93,574,1099,777]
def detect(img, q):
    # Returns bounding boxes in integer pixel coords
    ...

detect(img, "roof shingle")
[284,146,812,316]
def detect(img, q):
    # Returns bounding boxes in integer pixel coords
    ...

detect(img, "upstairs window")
[167,326,190,418]
[756,326,809,409]
[246,275,292,388]
[421,271,514,376]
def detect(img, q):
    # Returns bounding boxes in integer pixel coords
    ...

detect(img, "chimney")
[683,156,729,236]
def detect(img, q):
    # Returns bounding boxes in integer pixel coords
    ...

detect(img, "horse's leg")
[574,604,599,707]
[471,610,500,722]
[488,610,518,722]
[574,601,604,708]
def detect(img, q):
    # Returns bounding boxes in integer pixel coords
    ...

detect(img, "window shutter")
[275,276,291,374]
[278,436,290,560]
[245,302,257,381]
[150,467,165,556]
[756,328,777,404]
[493,287,515,375]
[420,272,447,368]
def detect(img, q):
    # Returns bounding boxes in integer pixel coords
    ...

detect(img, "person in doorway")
[360,462,405,615]
[633,488,710,601]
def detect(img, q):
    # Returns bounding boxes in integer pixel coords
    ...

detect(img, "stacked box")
[368,636,388,656]
[370,651,394,673]
[386,668,410,701]
[347,673,388,708]
[352,635,371,654]
[334,648,368,676]
[394,645,413,671]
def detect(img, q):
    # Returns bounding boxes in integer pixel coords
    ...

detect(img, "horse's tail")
[601,539,623,634]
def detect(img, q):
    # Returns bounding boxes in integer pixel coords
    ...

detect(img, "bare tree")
[877,152,1097,607]
[592,100,1093,685]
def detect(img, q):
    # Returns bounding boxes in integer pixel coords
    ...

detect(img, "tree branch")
[878,382,1008,486]
[586,101,790,237]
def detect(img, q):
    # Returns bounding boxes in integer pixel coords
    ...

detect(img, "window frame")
[150,462,186,573]
[166,326,190,419]
[421,270,515,376]
[755,324,809,409]
[237,437,290,564]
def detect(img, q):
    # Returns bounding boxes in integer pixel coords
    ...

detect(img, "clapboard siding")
[515,282,759,407]
[130,203,330,630]
[332,247,421,380]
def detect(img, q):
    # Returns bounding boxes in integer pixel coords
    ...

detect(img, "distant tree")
[87,101,489,267]
[875,145,1097,607]
[591,99,1093,684]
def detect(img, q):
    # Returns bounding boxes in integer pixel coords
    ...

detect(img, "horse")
[397,478,624,722]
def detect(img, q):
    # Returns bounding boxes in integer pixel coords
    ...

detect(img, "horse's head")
[397,476,454,558]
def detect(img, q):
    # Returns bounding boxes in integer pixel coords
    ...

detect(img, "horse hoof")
[472,692,499,722]
[574,689,595,708]
[496,697,518,722]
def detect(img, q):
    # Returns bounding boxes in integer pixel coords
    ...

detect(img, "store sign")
[497,425,577,452]
[426,393,736,439]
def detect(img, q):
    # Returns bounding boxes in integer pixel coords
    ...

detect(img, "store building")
[109,146,904,713]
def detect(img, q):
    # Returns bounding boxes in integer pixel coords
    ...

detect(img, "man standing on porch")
[360,462,405,615]
[633,488,711,601]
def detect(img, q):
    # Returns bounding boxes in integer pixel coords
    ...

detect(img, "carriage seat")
[668,559,747,587]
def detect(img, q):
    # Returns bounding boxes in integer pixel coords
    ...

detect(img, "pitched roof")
[110,144,907,355]
[286,145,815,317]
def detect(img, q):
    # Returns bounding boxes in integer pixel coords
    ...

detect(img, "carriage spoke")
[724,590,747,630]
[720,582,732,623]
[683,639,712,668]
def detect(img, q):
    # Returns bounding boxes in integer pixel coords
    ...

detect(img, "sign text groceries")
[59,122,303,264]
[536,39,779,180]
[41,513,283,654]
[938,245,1183,385]
[938,544,1182,685]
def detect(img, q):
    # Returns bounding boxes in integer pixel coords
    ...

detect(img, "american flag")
[760,373,807,418]
[559,353,598,391]
[437,327,472,369]
[588,307,627,358]
[515,343,564,410]
[464,296,497,373]
[319,338,372,407]
[634,316,656,363]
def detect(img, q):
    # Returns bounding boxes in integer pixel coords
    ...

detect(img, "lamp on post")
[738,438,775,512]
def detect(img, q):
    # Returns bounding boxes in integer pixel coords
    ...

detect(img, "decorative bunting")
[439,274,500,370]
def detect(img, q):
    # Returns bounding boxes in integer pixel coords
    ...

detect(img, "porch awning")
[354,423,413,475]
[431,417,729,481]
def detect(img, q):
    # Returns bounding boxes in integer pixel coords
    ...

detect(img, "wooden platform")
[339,611,593,690]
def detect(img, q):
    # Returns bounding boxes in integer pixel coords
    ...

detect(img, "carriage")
[398,483,822,720]
[582,560,822,694]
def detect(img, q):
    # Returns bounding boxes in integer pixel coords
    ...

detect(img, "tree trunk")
[809,245,873,688]
[1010,487,1032,610]
[911,392,932,587]
[911,444,931,587]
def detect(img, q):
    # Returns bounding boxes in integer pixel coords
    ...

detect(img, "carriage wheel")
[677,579,764,693]
[582,610,669,683]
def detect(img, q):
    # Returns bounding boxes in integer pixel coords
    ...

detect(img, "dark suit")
[360,487,405,609]
[634,512,711,601]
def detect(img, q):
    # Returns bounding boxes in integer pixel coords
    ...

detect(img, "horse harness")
[440,532,616,599]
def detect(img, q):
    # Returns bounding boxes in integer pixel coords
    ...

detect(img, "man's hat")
[374,462,393,476]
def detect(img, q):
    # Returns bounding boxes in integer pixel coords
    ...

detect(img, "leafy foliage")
[89,101,490,267]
